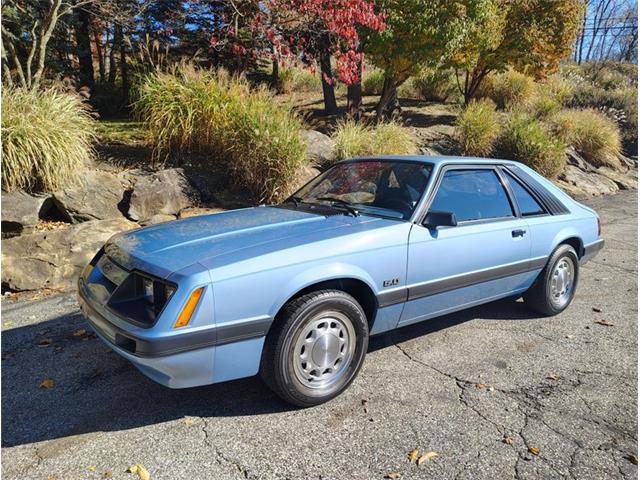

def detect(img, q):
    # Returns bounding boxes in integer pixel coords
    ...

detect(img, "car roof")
[341,155,522,168]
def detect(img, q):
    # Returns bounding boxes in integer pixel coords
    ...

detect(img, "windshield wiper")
[316,196,360,216]
[285,195,303,207]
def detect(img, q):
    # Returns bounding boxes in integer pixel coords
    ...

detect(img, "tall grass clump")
[362,69,386,96]
[134,66,306,203]
[456,99,500,156]
[277,66,319,94]
[2,88,96,193]
[486,70,536,109]
[412,68,457,102]
[548,109,621,169]
[496,113,565,178]
[332,120,418,161]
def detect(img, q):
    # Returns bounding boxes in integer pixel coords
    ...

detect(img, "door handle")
[512,229,526,238]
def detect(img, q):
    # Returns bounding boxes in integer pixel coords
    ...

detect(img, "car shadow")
[1,297,539,447]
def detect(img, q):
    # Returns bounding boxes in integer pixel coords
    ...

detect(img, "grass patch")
[134,66,307,203]
[548,109,621,168]
[332,120,418,161]
[2,88,96,193]
[485,70,536,110]
[496,113,565,178]
[456,99,500,157]
[277,66,319,94]
[95,120,146,144]
[362,69,386,96]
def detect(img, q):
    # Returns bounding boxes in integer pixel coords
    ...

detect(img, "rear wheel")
[524,244,579,316]
[260,290,369,407]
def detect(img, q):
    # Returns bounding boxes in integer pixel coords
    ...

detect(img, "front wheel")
[260,290,369,407]
[524,244,580,316]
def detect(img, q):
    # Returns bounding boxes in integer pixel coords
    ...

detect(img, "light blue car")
[78,156,604,406]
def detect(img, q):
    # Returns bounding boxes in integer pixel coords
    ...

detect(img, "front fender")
[268,262,379,319]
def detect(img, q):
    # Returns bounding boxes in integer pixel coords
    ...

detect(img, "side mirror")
[423,210,457,229]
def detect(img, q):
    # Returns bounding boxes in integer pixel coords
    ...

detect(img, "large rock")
[127,168,198,223]
[1,191,51,237]
[596,166,638,190]
[52,169,128,223]
[1,217,137,291]
[557,165,619,198]
[291,164,322,192]
[302,130,335,165]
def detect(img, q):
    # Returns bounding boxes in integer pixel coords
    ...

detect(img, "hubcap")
[292,312,355,389]
[550,257,574,308]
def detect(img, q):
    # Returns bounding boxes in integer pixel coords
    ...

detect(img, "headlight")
[108,272,177,326]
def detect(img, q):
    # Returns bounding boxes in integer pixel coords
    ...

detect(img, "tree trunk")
[74,8,94,88]
[347,58,363,120]
[108,24,118,84]
[375,76,400,120]
[271,50,279,90]
[119,25,129,107]
[94,28,105,83]
[319,51,338,115]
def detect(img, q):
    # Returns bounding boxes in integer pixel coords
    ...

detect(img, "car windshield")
[290,160,433,220]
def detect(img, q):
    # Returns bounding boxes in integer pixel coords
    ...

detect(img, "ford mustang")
[78,156,604,406]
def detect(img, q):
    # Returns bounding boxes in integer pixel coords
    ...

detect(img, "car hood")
[104,206,381,278]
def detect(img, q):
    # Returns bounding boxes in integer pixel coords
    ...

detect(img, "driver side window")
[430,169,514,222]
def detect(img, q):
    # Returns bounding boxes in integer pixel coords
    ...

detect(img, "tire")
[524,244,580,316]
[260,290,369,407]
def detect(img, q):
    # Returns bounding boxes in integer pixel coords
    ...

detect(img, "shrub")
[135,66,306,202]
[487,70,536,109]
[456,99,500,156]
[277,66,319,94]
[496,113,566,178]
[2,88,96,193]
[412,68,457,102]
[362,69,386,96]
[332,120,418,160]
[548,109,621,168]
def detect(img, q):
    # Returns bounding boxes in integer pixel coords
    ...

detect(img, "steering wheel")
[382,197,413,217]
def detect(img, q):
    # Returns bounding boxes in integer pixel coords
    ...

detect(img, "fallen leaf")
[565,335,574,339]
[362,399,369,413]
[594,320,614,327]
[103,471,113,478]
[3,321,13,328]
[488,386,495,392]
[503,436,514,445]
[417,451,439,465]
[88,466,97,472]
[73,328,87,337]
[183,417,195,426]
[475,383,486,389]
[592,307,602,313]
[127,464,150,480]
[546,374,559,381]
[384,473,401,479]
[624,454,638,465]
[37,338,53,348]
[39,378,54,389]
[528,447,540,456]
[407,448,419,462]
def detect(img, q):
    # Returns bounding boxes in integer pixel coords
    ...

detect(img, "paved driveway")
[2,191,637,480]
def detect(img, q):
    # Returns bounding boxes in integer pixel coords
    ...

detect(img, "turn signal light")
[174,287,204,329]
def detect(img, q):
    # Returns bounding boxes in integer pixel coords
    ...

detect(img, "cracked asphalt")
[2,191,637,480]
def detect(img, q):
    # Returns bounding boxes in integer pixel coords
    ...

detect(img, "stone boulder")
[127,168,198,223]
[1,191,51,237]
[1,217,137,291]
[557,165,619,198]
[596,166,638,191]
[52,169,128,223]
[291,164,322,193]
[302,130,335,166]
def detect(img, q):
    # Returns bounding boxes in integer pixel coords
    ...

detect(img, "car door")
[399,165,533,326]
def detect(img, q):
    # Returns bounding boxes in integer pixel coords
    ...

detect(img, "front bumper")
[581,238,605,265]
[78,277,266,388]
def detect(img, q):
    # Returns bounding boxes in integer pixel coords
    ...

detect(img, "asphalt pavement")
[1,191,637,480]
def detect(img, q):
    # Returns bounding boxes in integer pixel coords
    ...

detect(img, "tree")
[248,0,385,115]
[366,0,486,118]
[448,0,585,104]
[1,0,96,89]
